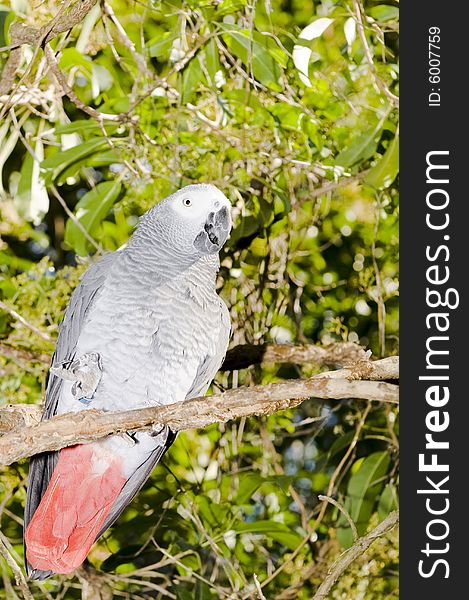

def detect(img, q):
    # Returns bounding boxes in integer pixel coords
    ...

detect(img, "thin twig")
[0,342,49,365]
[253,574,267,600]
[352,0,399,106]
[254,403,372,595]
[0,532,34,600]
[311,511,399,599]
[0,0,91,110]
[306,170,370,201]
[312,404,372,533]
[44,44,121,122]
[0,300,53,342]
[100,1,150,78]
[318,495,358,542]
[371,199,386,357]
[50,185,105,254]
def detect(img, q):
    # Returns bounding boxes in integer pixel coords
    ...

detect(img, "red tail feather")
[25,444,126,574]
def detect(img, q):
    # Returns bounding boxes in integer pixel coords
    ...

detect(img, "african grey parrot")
[24,184,232,579]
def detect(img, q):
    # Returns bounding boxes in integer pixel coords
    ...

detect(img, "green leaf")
[86,151,120,169]
[41,138,108,184]
[15,141,49,223]
[55,120,121,135]
[234,520,303,551]
[335,125,382,167]
[0,7,12,49]
[378,483,398,521]
[216,0,246,18]
[195,495,229,529]
[57,150,119,185]
[179,552,202,572]
[64,180,122,255]
[59,47,92,73]
[365,132,399,189]
[15,153,34,217]
[337,451,390,548]
[204,39,222,87]
[182,53,204,104]
[369,6,399,22]
[228,215,260,248]
[237,473,264,505]
[0,251,34,272]
[327,430,357,459]
[221,25,286,89]
[348,452,390,517]
[235,473,292,504]
[148,32,178,58]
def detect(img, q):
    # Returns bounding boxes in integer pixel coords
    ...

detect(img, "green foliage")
[64,180,122,255]
[0,0,399,597]
[337,451,391,548]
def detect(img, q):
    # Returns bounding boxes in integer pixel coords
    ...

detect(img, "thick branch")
[8,0,98,48]
[0,404,41,433]
[0,358,398,466]
[0,0,97,96]
[222,341,369,371]
[0,339,387,372]
[316,356,398,380]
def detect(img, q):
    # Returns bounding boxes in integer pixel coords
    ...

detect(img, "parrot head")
[137,184,232,260]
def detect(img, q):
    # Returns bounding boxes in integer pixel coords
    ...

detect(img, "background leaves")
[0,0,399,598]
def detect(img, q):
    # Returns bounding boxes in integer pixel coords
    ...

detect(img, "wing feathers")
[25,253,116,579]
[25,444,127,575]
[96,429,177,539]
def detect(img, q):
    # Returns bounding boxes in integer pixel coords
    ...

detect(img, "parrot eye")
[182,198,192,207]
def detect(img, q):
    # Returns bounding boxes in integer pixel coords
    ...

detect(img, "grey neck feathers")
[122,221,220,289]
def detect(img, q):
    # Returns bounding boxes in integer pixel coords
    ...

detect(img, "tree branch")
[352,0,399,107]
[311,510,399,599]
[0,300,53,343]
[222,341,369,371]
[8,0,98,48]
[0,532,34,600]
[0,357,398,466]
[44,44,122,122]
[0,0,97,99]
[0,342,50,365]
[0,339,385,372]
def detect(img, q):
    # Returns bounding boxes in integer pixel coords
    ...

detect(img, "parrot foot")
[50,352,103,403]
[120,432,138,446]
[151,424,169,446]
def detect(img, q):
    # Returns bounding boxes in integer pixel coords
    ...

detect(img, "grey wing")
[43,251,117,418]
[25,252,116,577]
[187,299,231,399]
[95,300,231,540]
[95,429,177,540]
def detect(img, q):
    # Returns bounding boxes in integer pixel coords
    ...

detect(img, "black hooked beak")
[194,206,231,254]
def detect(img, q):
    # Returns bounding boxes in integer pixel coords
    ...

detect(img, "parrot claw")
[151,424,169,446]
[50,352,103,403]
[77,394,92,406]
[120,432,138,446]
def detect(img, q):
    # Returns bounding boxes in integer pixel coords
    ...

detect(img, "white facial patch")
[170,185,230,221]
